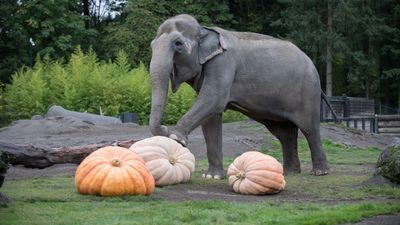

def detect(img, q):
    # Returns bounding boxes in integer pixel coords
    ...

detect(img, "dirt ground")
[1,117,397,181]
[1,117,400,224]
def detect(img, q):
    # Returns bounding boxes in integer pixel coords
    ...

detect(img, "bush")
[1,47,246,125]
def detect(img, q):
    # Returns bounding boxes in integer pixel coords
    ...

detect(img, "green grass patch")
[1,139,399,224]
[261,138,382,165]
[1,188,399,225]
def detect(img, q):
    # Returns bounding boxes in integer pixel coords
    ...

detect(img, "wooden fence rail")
[377,115,400,135]
[323,115,400,135]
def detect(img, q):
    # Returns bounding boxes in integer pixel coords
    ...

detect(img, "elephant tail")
[321,92,340,123]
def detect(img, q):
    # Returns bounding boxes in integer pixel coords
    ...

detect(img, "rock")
[31,115,44,120]
[46,105,122,125]
[376,145,400,184]
[0,192,10,206]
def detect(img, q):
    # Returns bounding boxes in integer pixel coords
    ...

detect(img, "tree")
[0,0,98,84]
[96,0,168,66]
[0,1,29,83]
[16,0,97,59]
[96,0,234,66]
[376,0,400,109]
[325,0,333,96]
[273,0,336,87]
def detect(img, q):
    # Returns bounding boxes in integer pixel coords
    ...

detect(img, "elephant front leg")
[201,113,225,179]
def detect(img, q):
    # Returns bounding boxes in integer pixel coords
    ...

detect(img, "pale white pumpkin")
[227,151,286,195]
[129,136,195,186]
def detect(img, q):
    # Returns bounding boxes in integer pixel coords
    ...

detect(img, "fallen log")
[0,139,137,169]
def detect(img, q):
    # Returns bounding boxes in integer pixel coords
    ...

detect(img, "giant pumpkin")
[227,151,285,195]
[75,146,154,196]
[129,136,195,186]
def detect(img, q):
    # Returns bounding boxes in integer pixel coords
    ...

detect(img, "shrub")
[1,47,246,125]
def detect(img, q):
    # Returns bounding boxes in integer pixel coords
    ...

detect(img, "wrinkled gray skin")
[149,14,329,179]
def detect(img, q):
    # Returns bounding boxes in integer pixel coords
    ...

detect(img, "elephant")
[149,14,334,179]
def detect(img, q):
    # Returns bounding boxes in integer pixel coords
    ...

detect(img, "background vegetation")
[0,47,244,124]
[0,0,399,124]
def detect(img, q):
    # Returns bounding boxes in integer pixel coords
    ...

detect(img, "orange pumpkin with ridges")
[227,151,285,195]
[75,146,154,196]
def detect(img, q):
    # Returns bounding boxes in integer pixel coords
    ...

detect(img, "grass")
[1,138,400,225]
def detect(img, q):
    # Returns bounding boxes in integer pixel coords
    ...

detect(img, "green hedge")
[1,47,245,125]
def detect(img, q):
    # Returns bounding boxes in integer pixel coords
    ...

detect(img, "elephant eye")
[175,41,183,47]
[173,40,185,53]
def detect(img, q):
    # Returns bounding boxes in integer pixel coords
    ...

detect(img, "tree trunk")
[325,0,333,96]
[82,0,90,28]
[0,139,137,168]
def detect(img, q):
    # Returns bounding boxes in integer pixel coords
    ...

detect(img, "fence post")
[361,118,365,130]
[320,97,324,122]
[370,118,374,133]
[343,94,350,118]
[374,114,379,133]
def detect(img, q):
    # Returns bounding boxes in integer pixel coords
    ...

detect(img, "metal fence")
[320,95,375,120]
[321,95,376,133]
[321,95,400,135]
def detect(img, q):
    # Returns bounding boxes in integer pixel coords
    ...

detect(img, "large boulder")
[46,105,122,125]
[376,145,400,184]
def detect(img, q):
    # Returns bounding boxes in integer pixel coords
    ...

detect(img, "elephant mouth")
[171,64,180,93]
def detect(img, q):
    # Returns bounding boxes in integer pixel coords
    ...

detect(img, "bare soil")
[1,118,399,224]
[1,117,397,181]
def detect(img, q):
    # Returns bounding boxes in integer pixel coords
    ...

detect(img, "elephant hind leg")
[300,126,330,176]
[263,120,301,174]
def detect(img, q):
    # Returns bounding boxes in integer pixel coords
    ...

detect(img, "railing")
[323,117,377,133]
[377,115,400,135]
[320,95,375,121]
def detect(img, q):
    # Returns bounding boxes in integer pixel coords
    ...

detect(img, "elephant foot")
[169,133,187,147]
[283,166,301,175]
[310,166,330,176]
[202,167,226,180]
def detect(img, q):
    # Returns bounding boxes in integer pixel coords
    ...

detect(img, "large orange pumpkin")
[129,136,195,186]
[75,146,155,196]
[227,151,285,195]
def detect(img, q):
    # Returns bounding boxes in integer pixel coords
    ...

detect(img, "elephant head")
[149,14,226,136]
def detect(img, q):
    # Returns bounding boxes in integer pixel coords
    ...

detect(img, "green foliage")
[0,1,28,83]
[16,0,97,59]
[1,47,245,125]
[96,0,166,67]
[95,0,234,66]
[2,0,400,110]
[0,48,145,124]
[222,110,247,123]
[271,0,400,104]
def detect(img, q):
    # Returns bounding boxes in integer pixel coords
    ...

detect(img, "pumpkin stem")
[236,170,246,179]
[169,157,176,165]
[112,159,121,167]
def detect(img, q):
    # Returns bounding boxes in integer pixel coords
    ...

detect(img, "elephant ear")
[199,27,227,64]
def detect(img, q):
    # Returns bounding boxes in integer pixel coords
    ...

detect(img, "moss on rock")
[376,145,400,184]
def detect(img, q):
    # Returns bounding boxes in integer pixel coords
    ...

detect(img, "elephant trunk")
[149,38,174,136]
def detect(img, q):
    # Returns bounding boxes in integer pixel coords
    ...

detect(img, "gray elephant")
[149,14,333,179]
